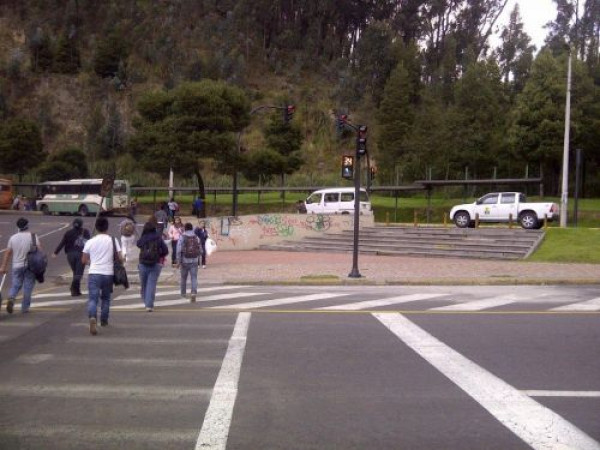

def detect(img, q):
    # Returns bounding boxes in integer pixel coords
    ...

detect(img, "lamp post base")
[348,268,362,278]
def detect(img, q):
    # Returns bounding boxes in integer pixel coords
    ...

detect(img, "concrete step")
[259,225,544,260]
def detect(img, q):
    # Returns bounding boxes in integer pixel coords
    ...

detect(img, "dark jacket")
[194,227,209,244]
[136,231,169,258]
[54,228,91,254]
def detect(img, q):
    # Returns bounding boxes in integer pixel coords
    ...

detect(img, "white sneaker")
[190,294,196,303]
[202,265,206,269]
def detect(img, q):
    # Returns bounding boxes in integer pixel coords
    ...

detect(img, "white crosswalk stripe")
[112,292,268,309]
[317,293,449,311]
[429,295,520,311]
[550,297,600,311]
[210,292,350,310]
[114,285,249,301]
[32,291,88,298]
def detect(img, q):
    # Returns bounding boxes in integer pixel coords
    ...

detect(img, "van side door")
[323,192,340,214]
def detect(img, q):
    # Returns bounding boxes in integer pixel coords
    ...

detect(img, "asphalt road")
[0,282,599,449]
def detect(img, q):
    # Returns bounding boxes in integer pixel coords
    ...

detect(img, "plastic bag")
[205,238,217,256]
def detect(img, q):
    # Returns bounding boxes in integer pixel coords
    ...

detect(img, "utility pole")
[560,49,572,228]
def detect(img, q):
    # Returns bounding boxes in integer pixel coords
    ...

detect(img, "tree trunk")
[195,168,206,218]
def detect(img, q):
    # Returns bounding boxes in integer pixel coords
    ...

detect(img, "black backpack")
[27,233,48,282]
[182,235,201,259]
[139,238,160,265]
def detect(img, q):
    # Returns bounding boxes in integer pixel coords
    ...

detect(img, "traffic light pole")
[348,146,362,278]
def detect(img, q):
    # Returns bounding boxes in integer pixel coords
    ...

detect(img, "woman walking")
[53,218,91,296]
[167,216,184,267]
[136,222,168,312]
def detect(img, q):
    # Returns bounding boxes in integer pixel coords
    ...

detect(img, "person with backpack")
[82,217,122,334]
[175,222,201,302]
[194,220,209,269]
[119,215,137,263]
[136,221,169,312]
[0,218,43,314]
[167,216,184,267]
[52,218,91,297]
[167,198,179,221]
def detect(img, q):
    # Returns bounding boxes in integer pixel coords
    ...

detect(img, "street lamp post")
[560,49,572,228]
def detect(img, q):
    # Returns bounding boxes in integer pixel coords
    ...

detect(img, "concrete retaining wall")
[177,213,375,251]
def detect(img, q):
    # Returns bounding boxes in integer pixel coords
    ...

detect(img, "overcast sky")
[497,0,557,50]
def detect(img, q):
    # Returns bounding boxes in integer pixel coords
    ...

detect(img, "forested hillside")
[0,1,599,195]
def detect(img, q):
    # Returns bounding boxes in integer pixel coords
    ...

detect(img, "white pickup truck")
[449,192,559,229]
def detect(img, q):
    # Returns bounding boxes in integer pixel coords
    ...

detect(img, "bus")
[0,179,14,209]
[37,179,131,216]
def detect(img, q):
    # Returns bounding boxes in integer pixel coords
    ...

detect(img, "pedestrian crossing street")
[9,285,600,313]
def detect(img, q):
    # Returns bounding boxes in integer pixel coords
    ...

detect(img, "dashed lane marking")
[429,294,520,311]
[551,296,600,312]
[209,292,350,310]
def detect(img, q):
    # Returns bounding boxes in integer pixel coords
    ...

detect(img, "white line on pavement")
[551,297,600,311]
[196,312,251,450]
[33,291,88,299]
[66,337,228,345]
[523,390,600,398]
[0,383,211,401]
[428,295,519,311]
[112,292,268,309]
[211,292,350,310]
[16,353,222,368]
[26,298,86,308]
[317,293,448,311]
[114,285,250,301]
[373,312,600,450]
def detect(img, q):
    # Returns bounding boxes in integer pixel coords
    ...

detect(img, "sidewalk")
[154,250,600,285]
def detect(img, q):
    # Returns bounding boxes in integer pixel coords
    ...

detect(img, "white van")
[304,187,372,215]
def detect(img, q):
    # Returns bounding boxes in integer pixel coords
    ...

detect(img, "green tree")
[0,118,45,179]
[53,32,81,74]
[262,108,304,186]
[93,30,128,78]
[29,27,53,73]
[375,62,415,181]
[45,147,88,179]
[128,80,251,198]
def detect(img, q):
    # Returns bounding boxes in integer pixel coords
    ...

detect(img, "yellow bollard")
[413,210,418,227]
[386,211,390,226]
[475,213,480,228]
[544,214,548,229]
[443,212,447,228]
[508,213,513,229]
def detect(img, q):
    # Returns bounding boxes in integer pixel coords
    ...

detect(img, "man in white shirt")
[0,217,42,314]
[82,217,122,335]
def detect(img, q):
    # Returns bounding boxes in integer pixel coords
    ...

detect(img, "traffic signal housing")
[284,104,296,123]
[341,155,354,180]
[357,125,367,157]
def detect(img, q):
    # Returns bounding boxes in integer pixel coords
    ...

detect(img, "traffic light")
[357,125,367,157]
[341,155,354,179]
[284,104,296,123]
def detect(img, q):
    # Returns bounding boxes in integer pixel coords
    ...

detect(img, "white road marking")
[114,285,249,301]
[112,292,267,309]
[33,291,88,298]
[66,337,228,345]
[25,298,86,308]
[2,426,198,443]
[196,312,251,450]
[523,390,600,398]
[69,322,234,330]
[317,293,448,311]
[551,297,600,311]
[373,313,600,450]
[0,383,211,401]
[429,295,519,311]
[16,353,222,368]
[211,292,350,310]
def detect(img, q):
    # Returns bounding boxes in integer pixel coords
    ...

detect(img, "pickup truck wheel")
[454,211,471,228]
[519,212,538,229]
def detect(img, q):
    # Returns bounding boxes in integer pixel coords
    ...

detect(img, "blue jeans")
[138,263,162,308]
[9,267,36,312]
[180,263,198,296]
[87,274,113,322]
